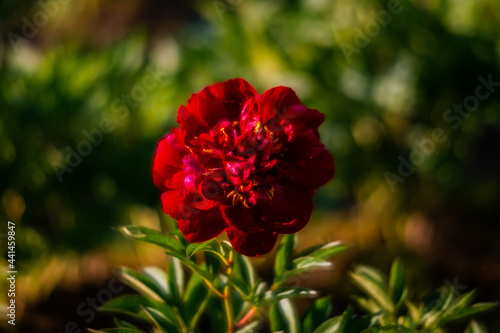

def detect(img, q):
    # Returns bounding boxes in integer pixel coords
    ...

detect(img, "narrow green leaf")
[465,320,489,333]
[114,319,139,329]
[141,306,171,333]
[275,234,297,276]
[388,259,406,309]
[143,306,184,333]
[228,274,251,297]
[270,299,300,333]
[297,242,349,261]
[183,274,210,325]
[186,239,225,263]
[236,320,261,333]
[444,290,476,316]
[264,288,318,304]
[452,303,498,322]
[101,295,167,321]
[142,267,169,301]
[167,257,185,307]
[166,250,213,282]
[350,295,381,314]
[405,300,421,323]
[274,257,331,286]
[89,329,146,333]
[302,296,332,333]
[338,305,354,332]
[120,226,185,253]
[311,316,341,333]
[233,251,256,289]
[115,267,165,302]
[349,265,393,312]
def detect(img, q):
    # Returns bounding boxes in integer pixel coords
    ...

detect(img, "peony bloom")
[153,79,335,256]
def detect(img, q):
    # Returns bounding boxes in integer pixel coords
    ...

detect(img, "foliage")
[94,228,496,333]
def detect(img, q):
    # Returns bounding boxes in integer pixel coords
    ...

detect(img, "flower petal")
[226,227,278,257]
[257,86,301,124]
[161,189,186,220]
[261,183,314,234]
[220,204,265,232]
[179,79,257,139]
[285,149,335,189]
[153,131,188,191]
[178,204,227,243]
[285,104,325,139]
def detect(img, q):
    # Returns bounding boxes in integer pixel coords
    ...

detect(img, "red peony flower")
[153,79,335,256]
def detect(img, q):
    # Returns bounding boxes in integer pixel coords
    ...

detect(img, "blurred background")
[1,0,500,331]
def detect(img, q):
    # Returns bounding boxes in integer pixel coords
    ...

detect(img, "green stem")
[224,251,235,333]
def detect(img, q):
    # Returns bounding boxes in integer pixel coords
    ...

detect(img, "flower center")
[184,117,285,207]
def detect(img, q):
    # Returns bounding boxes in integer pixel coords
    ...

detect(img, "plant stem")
[224,251,235,333]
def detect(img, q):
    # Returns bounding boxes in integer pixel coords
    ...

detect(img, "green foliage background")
[0,0,499,331]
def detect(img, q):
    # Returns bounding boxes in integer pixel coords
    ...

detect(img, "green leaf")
[120,226,185,253]
[270,299,300,333]
[114,319,139,329]
[350,295,381,314]
[349,265,393,312]
[167,257,185,307]
[435,289,476,325]
[142,267,170,301]
[338,306,354,332]
[465,320,489,333]
[311,316,341,333]
[236,320,261,333]
[233,250,256,289]
[143,306,184,333]
[452,303,498,322]
[115,267,165,302]
[101,295,171,322]
[388,259,406,309]
[183,273,210,326]
[405,300,421,323]
[206,296,226,333]
[275,234,297,276]
[264,288,318,304]
[274,257,332,286]
[165,250,213,284]
[89,329,146,333]
[302,296,332,333]
[228,274,252,297]
[186,239,225,262]
[297,242,349,261]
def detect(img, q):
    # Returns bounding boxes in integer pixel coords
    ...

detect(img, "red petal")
[261,183,314,234]
[285,149,335,189]
[257,86,301,124]
[285,104,324,138]
[161,189,186,220]
[179,79,257,138]
[177,204,227,242]
[220,204,265,232]
[226,227,278,257]
[166,171,186,190]
[152,132,188,191]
